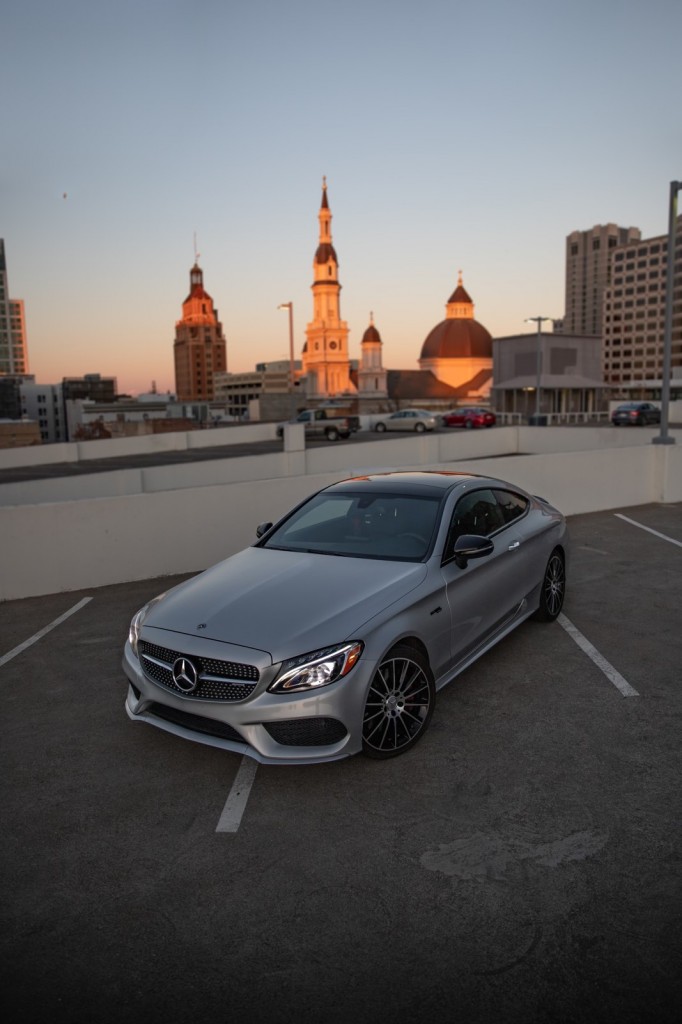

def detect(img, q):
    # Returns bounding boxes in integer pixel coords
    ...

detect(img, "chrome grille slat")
[139,640,259,702]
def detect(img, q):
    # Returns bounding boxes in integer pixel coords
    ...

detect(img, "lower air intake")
[264,718,348,747]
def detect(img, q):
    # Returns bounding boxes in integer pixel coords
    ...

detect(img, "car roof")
[325,470,509,498]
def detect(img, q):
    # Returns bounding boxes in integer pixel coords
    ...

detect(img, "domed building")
[418,273,493,395]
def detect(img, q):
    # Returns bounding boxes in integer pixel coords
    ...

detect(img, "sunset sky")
[2,0,680,396]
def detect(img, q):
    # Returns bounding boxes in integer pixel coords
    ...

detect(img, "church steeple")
[313,176,338,284]
[303,178,353,398]
[358,312,387,397]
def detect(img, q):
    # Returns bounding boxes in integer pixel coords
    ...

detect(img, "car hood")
[144,546,427,663]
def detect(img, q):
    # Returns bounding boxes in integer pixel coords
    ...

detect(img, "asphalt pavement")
[1,502,681,1024]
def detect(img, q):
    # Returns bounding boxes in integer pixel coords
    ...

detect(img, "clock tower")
[303,179,353,398]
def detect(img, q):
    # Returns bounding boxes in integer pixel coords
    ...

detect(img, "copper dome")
[420,318,492,360]
[362,324,381,344]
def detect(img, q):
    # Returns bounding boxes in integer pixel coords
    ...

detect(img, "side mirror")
[256,522,273,539]
[453,533,494,569]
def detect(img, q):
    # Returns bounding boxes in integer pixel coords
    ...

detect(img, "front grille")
[264,718,348,747]
[148,702,243,743]
[139,640,259,702]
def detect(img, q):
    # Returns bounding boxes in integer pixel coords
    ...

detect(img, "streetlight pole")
[653,179,680,446]
[277,302,295,416]
[525,316,554,422]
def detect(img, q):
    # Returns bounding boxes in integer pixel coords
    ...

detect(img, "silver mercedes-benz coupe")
[123,471,568,764]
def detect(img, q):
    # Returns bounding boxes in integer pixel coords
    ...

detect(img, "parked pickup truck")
[276,408,360,441]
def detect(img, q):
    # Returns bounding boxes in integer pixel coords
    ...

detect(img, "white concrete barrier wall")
[0,421,279,472]
[0,427,519,507]
[0,441,77,470]
[1,440,680,601]
[0,471,345,601]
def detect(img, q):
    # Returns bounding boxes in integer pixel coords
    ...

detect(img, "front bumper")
[122,633,370,765]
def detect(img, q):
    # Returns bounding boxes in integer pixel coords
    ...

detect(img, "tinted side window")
[493,489,529,524]
[444,488,505,559]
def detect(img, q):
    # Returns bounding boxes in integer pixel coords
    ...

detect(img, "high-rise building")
[0,240,30,375]
[173,261,227,401]
[303,179,353,398]
[602,215,682,387]
[563,224,641,336]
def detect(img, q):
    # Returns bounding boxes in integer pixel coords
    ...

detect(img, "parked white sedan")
[374,409,438,433]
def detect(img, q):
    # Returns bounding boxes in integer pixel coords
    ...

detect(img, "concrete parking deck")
[1,503,681,1024]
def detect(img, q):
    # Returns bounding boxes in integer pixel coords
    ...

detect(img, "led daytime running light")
[270,641,363,693]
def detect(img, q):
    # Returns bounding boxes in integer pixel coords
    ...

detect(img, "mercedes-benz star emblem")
[172,657,199,693]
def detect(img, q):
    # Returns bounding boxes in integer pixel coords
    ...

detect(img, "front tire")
[532,549,565,622]
[465,420,473,430]
[362,645,435,759]
[375,422,386,433]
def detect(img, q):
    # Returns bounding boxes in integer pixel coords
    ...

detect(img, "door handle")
[508,540,520,550]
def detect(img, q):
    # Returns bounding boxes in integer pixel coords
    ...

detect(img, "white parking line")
[614,514,682,548]
[558,613,639,698]
[0,597,93,669]
[216,756,259,833]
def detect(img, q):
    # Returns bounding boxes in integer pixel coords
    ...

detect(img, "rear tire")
[325,427,339,441]
[532,549,565,622]
[415,422,426,433]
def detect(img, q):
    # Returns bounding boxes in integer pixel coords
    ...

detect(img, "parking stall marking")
[0,597,93,669]
[216,756,259,833]
[614,513,682,548]
[558,613,639,698]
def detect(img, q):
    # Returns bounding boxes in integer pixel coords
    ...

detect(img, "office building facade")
[602,215,682,388]
[564,224,641,336]
[0,240,29,375]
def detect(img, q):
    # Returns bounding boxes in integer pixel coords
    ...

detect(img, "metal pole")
[535,319,542,418]
[653,180,679,446]
[278,302,296,416]
[287,302,295,413]
[525,316,553,423]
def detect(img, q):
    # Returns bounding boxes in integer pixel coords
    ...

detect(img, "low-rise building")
[491,331,608,421]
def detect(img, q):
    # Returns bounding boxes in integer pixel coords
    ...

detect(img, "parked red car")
[441,407,497,429]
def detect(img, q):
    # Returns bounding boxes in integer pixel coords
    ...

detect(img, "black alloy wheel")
[532,549,566,622]
[362,645,435,759]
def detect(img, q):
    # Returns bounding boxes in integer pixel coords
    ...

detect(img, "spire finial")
[322,175,327,190]
[458,269,463,286]
[370,310,374,324]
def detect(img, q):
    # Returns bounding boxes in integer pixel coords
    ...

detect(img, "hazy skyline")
[2,0,680,395]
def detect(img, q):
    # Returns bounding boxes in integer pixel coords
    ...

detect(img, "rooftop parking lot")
[1,503,681,1024]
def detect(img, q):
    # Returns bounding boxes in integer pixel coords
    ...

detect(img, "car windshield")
[261,491,441,560]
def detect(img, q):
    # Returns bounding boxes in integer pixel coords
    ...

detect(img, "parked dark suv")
[611,402,661,426]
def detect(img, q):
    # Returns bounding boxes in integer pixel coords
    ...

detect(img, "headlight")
[268,641,363,694]
[128,593,167,658]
